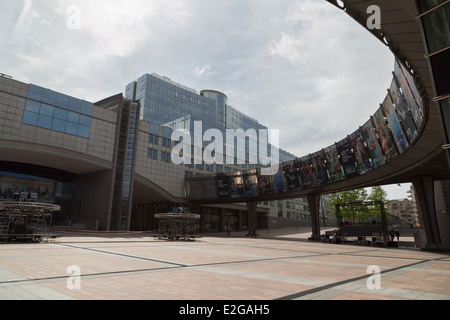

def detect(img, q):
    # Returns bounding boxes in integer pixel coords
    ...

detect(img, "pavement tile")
[0,228,449,301]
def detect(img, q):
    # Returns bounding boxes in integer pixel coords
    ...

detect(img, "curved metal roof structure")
[185,0,450,204]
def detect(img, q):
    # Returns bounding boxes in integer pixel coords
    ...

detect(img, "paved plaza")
[0,228,449,301]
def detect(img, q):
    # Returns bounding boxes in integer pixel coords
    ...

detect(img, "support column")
[412,176,441,248]
[247,202,257,236]
[238,210,243,231]
[307,194,321,241]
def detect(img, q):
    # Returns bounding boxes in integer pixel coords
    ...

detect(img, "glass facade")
[126,73,296,171]
[418,0,450,158]
[421,2,450,53]
[23,84,93,138]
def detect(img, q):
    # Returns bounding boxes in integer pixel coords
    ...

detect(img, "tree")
[327,188,369,222]
[368,186,390,216]
[327,186,390,224]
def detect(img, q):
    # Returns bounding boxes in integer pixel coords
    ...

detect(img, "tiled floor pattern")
[0,232,449,300]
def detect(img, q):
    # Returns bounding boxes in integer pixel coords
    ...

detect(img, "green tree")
[368,185,390,217]
[327,188,369,222]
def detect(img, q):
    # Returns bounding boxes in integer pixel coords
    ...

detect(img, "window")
[148,148,158,159]
[421,2,450,53]
[23,84,92,138]
[419,0,447,13]
[161,151,171,162]
[22,111,39,126]
[149,133,159,145]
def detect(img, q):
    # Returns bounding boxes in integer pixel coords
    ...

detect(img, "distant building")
[387,192,420,228]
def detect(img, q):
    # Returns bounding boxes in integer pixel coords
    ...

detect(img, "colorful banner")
[348,129,372,175]
[243,169,258,197]
[230,171,244,198]
[394,60,424,129]
[361,119,385,169]
[382,94,409,154]
[257,169,275,195]
[390,78,419,144]
[296,156,314,188]
[310,150,329,187]
[216,173,231,198]
[282,160,301,191]
[372,107,398,161]
[336,137,358,179]
[323,145,345,183]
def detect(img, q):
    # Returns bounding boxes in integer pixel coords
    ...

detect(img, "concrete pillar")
[412,176,441,248]
[307,194,321,241]
[238,210,243,231]
[247,202,257,235]
[219,208,226,232]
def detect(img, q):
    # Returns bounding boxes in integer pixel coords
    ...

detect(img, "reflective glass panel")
[419,0,446,12]
[39,104,54,117]
[42,89,57,105]
[37,114,53,129]
[77,125,90,138]
[422,3,450,52]
[27,84,43,100]
[68,97,82,113]
[67,111,80,124]
[25,100,40,113]
[64,122,78,135]
[81,101,93,116]
[54,108,67,121]
[55,93,70,108]
[22,111,39,126]
[51,118,66,132]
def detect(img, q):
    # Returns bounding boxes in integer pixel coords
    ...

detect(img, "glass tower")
[125,73,296,170]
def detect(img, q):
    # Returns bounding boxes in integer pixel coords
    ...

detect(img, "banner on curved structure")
[372,108,399,161]
[394,59,424,129]
[310,150,330,187]
[348,129,372,175]
[361,120,385,169]
[282,160,302,192]
[256,168,275,196]
[323,145,345,183]
[274,164,287,193]
[216,173,231,198]
[295,155,313,189]
[230,171,244,198]
[389,78,419,144]
[243,169,258,197]
[381,94,409,154]
[336,137,358,179]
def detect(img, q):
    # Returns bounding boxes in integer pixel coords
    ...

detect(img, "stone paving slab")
[0,229,449,302]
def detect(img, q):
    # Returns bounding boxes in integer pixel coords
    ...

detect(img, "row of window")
[147,147,258,172]
[22,99,91,138]
[27,84,93,116]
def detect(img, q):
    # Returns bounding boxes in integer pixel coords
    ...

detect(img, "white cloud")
[0,0,394,156]
[193,65,211,77]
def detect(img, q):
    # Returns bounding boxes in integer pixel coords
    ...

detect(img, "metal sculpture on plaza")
[155,207,200,241]
[0,200,61,242]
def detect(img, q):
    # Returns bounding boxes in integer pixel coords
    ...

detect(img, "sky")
[0,0,412,200]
